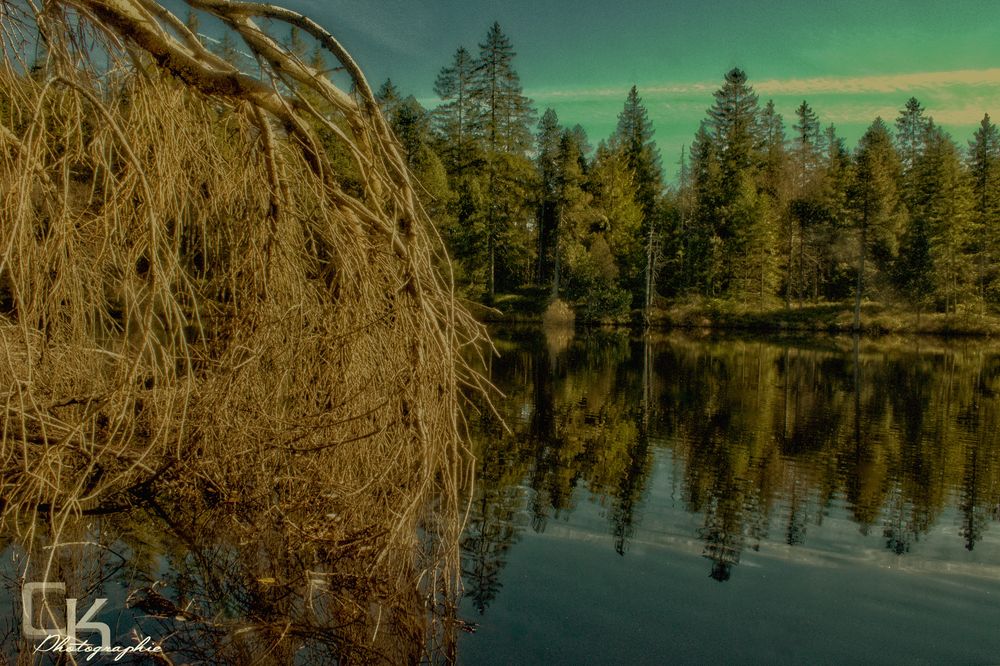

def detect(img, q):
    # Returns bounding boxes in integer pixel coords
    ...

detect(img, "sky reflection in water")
[458,327,1000,664]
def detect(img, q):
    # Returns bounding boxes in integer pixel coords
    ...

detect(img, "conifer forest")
[376,23,1000,328]
[2,1,1000,663]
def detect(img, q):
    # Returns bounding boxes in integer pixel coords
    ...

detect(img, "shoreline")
[470,297,1000,338]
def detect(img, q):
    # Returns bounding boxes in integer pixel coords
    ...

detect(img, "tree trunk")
[551,205,561,297]
[797,229,805,308]
[785,216,794,309]
[644,223,655,326]
[853,224,866,331]
[488,166,496,299]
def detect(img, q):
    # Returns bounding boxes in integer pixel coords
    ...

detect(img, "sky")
[264,0,998,181]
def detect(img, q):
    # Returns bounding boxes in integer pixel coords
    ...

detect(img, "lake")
[3,325,999,663]
[457,326,1000,664]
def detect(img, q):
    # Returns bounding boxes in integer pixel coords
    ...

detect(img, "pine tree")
[758,100,787,196]
[464,23,536,298]
[814,124,854,300]
[707,68,761,192]
[895,97,930,175]
[905,126,976,313]
[432,47,484,292]
[613,86,662,315]
[472,22,534,155]
[536,108,563,286]
[787,100,824,306]
[664,145,695,295]
[555,129,602,304]
[491,151,539,294]
[390,97,430,169]
[896,125,938,312]
[614,86,662,218]
[894,97,929,263]
[792,100,823,181]
[382,95,451,232]
[758,100,792,305]
[568,124,592,173]
[728,173,780,306]
[968,114,1000,306]
[851,118,905,328]
[375,79,402,119]
[433,47,481,173]
[699,69,778,300]
[689,121,724,294]
[587,142,644,309]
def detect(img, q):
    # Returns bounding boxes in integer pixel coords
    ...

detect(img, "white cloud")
[529,68,1000,105]
[755,68,1000,96]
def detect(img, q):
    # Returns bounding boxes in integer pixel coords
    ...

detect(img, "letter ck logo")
[22,582,111,648]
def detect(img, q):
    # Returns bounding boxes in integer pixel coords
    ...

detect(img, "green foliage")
[793,100,823,178]
[389,96,429,168]
[432,47,481,172]
[382,95,453,229]
[613,86,662,220]
[535,108,562,285]
[726,174,781,305]
[491,152,540,292]
[576,283,632,323]
[429,23,537,298]
[612,87,664,311]
[968,114,1000,305]
[683,70,782,303]
[686,122,723,294]
[896,97,930,175]
[814,125,856,300]
[562,231,632,322]
[707,68,761,190]
[375,78,402,117]
[380,44,1000,323]
[473,22,535,155]
[852,118,905,290]
[588,142,644,291]
[785,102,830,305]
[905,126,976,311]
[758,101,787,193]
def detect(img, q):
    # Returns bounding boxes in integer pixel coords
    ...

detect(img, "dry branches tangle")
[0,0,486,658]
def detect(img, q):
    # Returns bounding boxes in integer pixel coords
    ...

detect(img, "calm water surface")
[458,326,1000,664]
[2,326,999,663]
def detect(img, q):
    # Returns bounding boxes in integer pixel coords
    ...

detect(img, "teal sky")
[284,0,999,180]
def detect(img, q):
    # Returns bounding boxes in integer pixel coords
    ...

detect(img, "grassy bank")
[474,291,1000,337]
[648,300,1000,336]
[464,288,552,323]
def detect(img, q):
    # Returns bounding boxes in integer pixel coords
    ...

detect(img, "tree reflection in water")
[2,491,455,663]
[461,328,1000,604]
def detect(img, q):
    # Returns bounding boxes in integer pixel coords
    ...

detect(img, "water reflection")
[462,328,1000,605]
[1,494,450,663]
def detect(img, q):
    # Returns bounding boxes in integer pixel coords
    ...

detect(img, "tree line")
[369,24,999,322]
[463,330,1000,599]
